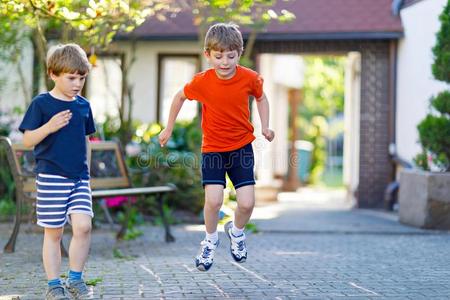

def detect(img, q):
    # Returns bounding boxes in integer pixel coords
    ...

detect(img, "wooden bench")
[0,136,176,254]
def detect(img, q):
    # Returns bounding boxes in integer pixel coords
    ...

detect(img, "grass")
[112,248,135,260]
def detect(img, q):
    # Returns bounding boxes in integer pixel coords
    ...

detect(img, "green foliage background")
[299,56,346,183]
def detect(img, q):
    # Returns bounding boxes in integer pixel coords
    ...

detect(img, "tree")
[415,1,450,172]
[1,0,172,145]
[299,56,346,183]
[432,0,450,82]
[1,0,170,89]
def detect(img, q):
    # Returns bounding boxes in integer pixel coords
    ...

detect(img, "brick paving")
[1,188,450,299]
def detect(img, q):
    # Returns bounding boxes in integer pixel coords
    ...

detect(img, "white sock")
[205,231,218,243]
[231,223,244,237]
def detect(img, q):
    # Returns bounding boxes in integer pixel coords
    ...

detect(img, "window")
[158,55,200,124]
[86,55,123,123]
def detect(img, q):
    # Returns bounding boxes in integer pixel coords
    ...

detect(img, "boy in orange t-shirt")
[159,23,274,271]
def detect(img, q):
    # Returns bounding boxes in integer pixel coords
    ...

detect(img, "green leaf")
[86,277,103,286]
[245,222,259,233]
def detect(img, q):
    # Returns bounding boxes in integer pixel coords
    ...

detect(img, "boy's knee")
[45,228,64,242]
[72,221,92,236]
[238,201,254,213]
[205,197,223,211]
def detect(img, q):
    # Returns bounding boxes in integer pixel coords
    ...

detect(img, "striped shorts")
[36,173,94,228]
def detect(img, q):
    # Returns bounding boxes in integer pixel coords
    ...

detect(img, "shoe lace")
[200,240,214,258]
[49,286,66,297]
[236,240,245,252]
[230,231,246,253]
[68,280,89,295]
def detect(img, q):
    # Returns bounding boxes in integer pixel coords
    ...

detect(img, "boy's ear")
[203,50,211,59]
[49,71,57,81]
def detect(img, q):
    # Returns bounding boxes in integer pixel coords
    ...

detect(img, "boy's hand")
[158,128,172,147]
[46,110,72,134]
[262,128,275,142]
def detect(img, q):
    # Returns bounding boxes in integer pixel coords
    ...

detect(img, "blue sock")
[68,270,82,282]
[48,278,62,287]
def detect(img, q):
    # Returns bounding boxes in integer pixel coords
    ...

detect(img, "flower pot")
[399,169,450,229]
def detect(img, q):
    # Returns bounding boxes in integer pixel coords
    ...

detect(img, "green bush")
[0,107,27,218]
[415,2,450,172]
[431,90,450,114]
[125,118,204,215]
[417,112,450,170]
[96,115,204,213]
[0,140,15,219]
[414,151,429,171]
[432,2,450,82]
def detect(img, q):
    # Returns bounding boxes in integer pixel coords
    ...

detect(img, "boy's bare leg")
[223,184,254,263]
[204,185,224,234]
[196,184,223,271]
[68,214,92,272]
[234,185,255,229]
[43,227,64,280]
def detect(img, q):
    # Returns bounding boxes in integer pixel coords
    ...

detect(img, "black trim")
[116,35,198,41]
[401,0,426,9]
[245,32,404,41]
[392,0,403,16]
[116,31,403,42]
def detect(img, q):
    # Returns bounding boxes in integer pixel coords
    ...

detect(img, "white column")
[343,52,361,203]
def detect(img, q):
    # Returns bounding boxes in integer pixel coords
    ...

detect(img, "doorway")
[253,52,361,202]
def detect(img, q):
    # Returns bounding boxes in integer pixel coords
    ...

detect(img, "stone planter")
[399,169,450,229]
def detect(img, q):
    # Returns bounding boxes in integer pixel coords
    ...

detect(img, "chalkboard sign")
[89,142,130,189]
[90,149,121,178]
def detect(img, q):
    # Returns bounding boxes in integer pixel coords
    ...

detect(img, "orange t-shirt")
[184,65,264,153]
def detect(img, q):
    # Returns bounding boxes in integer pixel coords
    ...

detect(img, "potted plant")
[398,2,450,229]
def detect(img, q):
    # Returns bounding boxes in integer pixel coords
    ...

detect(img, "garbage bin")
[295,140,313,182]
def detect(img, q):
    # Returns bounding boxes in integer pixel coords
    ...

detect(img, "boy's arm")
[158,89,187,147]
[22,110,72,148]
[256,93,275,142]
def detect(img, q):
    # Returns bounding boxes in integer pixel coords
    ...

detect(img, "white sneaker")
[224,221,247,263]
[195,239,219,271]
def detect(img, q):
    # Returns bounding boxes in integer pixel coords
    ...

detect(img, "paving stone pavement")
[1,188,450,299]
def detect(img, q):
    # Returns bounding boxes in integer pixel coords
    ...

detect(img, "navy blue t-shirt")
[19,92,96,179]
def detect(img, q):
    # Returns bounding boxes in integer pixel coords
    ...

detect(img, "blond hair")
[46,43,90,76]
[204,23,244,55]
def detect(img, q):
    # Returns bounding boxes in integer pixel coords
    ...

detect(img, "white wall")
[396,0,449,163]
[112,41,203,123]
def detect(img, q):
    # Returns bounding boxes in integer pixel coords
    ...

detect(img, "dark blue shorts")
[201,143,255,189]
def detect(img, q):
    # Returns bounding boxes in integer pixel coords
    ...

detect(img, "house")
[109,0,403,208]
[0,0,445,209]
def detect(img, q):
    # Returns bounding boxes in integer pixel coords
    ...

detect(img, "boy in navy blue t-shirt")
[19,43,96,299]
